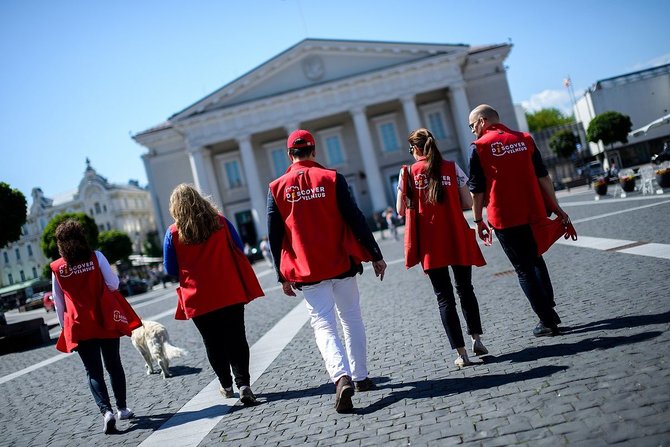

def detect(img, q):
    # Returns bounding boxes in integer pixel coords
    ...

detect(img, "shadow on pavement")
[561,310,670,335]
[167,365,202,377]
[482,331,662,364]
[356,365,568,415]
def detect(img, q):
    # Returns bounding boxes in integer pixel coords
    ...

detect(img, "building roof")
[591,62,670,91]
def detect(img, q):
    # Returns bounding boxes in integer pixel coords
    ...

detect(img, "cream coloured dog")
[131,320,188,379]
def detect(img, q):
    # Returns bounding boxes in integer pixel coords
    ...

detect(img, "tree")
[41,212,99,261]
[549,129,579,159]
[0,182,27,249]
[586,111,633,151]
[98,230,133,264]
[525,108,573,132]
[142,230,163,257]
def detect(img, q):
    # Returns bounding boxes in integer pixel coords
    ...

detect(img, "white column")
[187,144,224,210]
[350,107,387,211]
[237,135,268,237]
[141,153,167,235]
[400,94,421,132]
[448,82,475,166]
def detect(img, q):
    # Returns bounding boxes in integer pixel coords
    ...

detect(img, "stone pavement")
[0,190,669,446]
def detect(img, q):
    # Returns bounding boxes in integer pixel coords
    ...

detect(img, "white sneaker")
[472,339,489,356]
[220,386,234,398]
[117,407,134,420]
[103,411,116,434]
[454,353,471,368]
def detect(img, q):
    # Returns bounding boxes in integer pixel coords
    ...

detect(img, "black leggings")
[192,304,250,389]
[427,265,483,349]
[77,338,126,414]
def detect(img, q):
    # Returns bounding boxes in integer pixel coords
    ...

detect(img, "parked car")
[43,292,55,312]
[651,143,670,165]
[23,294,45,311]
[119,278,149,297]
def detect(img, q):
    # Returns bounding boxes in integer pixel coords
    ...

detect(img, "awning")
[0,278,50,297]
[629,113,670,137]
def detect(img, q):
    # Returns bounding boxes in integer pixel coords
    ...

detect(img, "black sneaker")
[334,376,354,413]
[239,386,257,405]
[533,322,559,337]
[354,377,376,392]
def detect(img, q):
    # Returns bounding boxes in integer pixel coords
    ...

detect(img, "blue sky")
[1,0,668,204]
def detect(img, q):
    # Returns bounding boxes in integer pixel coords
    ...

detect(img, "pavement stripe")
[560,195,669,207]
[570,199,670,223]
[138,300,309,447]
[0,353,69,386]
[555,236,637,251]
[617,243,670,260]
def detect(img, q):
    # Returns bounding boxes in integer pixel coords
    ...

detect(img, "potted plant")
[656,166,670,188]
[594,176,608,195]
[618,173,636,192]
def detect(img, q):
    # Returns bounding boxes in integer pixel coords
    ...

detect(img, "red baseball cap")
[287,129,315,149]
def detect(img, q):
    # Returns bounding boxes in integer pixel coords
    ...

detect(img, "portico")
[134,39,517,244]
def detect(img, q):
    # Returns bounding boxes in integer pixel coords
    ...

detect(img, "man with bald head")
[467,104,570,337]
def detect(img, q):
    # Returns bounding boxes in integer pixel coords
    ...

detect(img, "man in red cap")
[267,129,387,413]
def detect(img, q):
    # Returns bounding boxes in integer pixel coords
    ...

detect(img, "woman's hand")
[476,221,493,246]
[372,260,387,281]
[281,281,297,297]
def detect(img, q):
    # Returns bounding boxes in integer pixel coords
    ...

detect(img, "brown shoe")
[354,377,376,392]
[334,375,354,413]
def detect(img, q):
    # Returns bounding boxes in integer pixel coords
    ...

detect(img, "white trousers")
[301,276,368,383]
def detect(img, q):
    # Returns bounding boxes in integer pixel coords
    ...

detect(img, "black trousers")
[494,224,560,327]
[77,338,126,414]
[427,265,483,349]
[192,304,251,389]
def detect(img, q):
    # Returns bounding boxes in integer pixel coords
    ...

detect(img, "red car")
[43,292,55,312]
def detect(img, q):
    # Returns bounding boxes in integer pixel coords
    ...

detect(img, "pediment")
[171,39,468,121]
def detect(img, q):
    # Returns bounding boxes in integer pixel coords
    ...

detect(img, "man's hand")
[281,281,297,297]
[476,221,493,246]
[372,260,387,281]
[554,206,570,225]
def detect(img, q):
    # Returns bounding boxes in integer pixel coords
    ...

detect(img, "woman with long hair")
[51,219,136,434]
[397,128,488,367]
[163,184,263,405]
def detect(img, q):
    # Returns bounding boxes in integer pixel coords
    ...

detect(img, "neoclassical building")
[0,161,155,289]
[134,39,518,244]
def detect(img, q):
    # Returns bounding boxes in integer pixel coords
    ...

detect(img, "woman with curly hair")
[397,128,488,368]
[163,184,263,405]
[51,219,136,434]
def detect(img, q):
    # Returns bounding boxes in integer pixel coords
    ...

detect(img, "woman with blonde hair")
[163,184,263,404]
[397,128,488,367]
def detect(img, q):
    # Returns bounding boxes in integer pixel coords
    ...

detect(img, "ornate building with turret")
[0,160,156,293]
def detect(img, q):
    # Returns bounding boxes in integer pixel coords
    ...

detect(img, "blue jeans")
[77,338,126,414]
[427,265,483,349]
[494,224,560,327]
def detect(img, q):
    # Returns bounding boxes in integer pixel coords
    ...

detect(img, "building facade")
[0,161,156,289]
[575,63,670,169]
[134,39,518,244]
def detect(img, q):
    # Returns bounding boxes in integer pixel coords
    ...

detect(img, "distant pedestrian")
[51,219,140,434]
[259,236,273,267]
[397,128,488,368]
[468,104,570,337]
[384,207,399,241]
[164,184,264,405]
[267,129,387,413]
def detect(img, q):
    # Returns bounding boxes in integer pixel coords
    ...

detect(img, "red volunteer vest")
[170,215,263,320]
[51,253,120,353]
[269,160,372,283]
[474,124,547,229]
[410,159,486,270]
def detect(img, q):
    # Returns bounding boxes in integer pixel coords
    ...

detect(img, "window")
[271,148,290,178]
[98,224,105,231]
[8,273,13,285]
[374,117,401,153]
[95,202,101,214]
[20,270,25,282]
[427,111,447,140]
[39,217,47,231]
[3,252,8,263]
[89,209,94,216]
[32,267,38,278]
[224,160,244,189]
[106,223,111,230]
[27,245,33,257]
[103,204,107,213]
[324,135,345,166]
[15,248,20,261]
